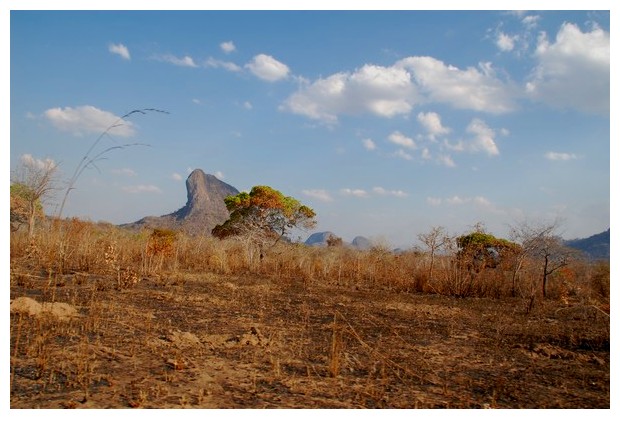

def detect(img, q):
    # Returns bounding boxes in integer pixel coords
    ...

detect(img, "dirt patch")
[203,327,268,349]
[10,272,609,409]
[11,296,80,321]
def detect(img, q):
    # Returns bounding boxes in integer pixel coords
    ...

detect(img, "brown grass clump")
[9,219,609,408]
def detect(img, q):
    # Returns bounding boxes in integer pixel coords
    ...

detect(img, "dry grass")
[9,219,610,408]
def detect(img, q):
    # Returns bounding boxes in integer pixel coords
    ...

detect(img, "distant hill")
[305,231,339,247]
[351,236,373,250]
[565,229,610,261]
[120,169,239,235]
[305,232,373,250]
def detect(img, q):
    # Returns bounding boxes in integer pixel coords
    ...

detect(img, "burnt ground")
[9,270,610,409]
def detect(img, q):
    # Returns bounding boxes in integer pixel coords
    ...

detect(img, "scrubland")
[9,219,610,408]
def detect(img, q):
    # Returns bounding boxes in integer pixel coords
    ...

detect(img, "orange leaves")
[146,228,177,257]
[249,186,284,210]
[214,185,316,243]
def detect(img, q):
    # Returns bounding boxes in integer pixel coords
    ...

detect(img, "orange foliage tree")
[212,185,316,250]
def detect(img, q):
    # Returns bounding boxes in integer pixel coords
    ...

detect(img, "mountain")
[121,169,239,235]
[304,232,373,250]
[305,231,339,247]
[351,236,372,250]
[565,228,610,261]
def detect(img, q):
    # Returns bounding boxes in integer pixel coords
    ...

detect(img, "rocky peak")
[177,169,238,219]
[121,169,239,235]
[305,231,339,246]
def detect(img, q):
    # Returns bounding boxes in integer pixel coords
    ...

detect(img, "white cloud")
[20,154,57,170]
[108,43,130,60]
[371,186,387,195]
[282,64,417,123]
[334,187,407,199]
[545,151,577,161]
[417,112,450,140]
[214,171,225,179]
[192,98,202,105]
[362,138,377,151]
[243,101,253,110]
[171,173,183,181]
[521,15,540,30]
[434,195,502,213]
[397,56,516,114]
[121,185,162,194]
[445,195,476,206]
[465,118,500,156]
[302,189,333,202]
[372,187,408,197]
[348,65,417,117]
[446,195,467,205]
[112,168,137,177]
[526,22,609,115]
[496,32,517,52]
[281,73,346,123]
[155,54,198,68]
[393,149,413,161]
[437,153,456,167]
[492,14,539,56]
[246,54,290,82]
[44,105,135,137]
[426,197,442,206]
[388,131,416,148]
[473,196,493,207]
[284,55,517,123]
[340,188,369,198]
[220,41,236,54]
[205,57,242,72]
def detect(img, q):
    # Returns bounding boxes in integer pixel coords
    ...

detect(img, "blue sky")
[7,4,612,247]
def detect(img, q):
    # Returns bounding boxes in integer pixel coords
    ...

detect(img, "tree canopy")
[456,231,521,270]
[212,185,316,244]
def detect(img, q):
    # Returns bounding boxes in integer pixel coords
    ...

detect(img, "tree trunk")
[28,201,36,238]
[511,257,523,298]
[542,254,549,298]
[428,250,435,285]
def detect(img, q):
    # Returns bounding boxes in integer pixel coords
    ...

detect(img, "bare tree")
[510,219,578,299]
[418,226,450,285]
[10,155,59,238]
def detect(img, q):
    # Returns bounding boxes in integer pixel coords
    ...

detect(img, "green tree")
[212,185,316,256]
[456,229,520,271]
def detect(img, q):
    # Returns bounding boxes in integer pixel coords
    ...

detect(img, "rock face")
[351,236,372,250]
[122,169,239,235]
[305,231,339,246]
